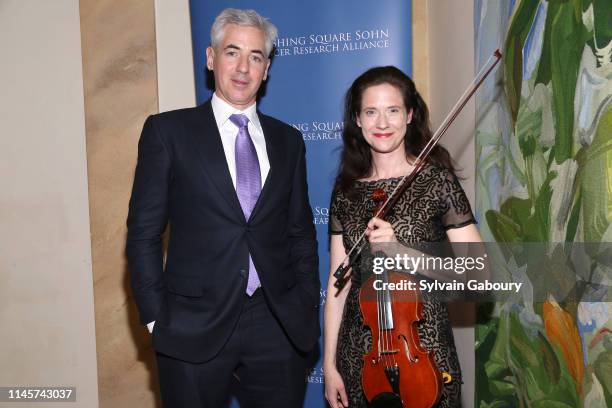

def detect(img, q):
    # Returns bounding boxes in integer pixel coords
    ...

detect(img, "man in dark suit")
[126,8,320,408]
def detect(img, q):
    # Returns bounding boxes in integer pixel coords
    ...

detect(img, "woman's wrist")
[323,359,336,370]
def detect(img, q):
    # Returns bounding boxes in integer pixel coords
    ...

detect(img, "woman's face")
[356,83,412,156]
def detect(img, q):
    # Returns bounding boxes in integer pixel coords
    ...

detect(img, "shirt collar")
[211,93,262,133]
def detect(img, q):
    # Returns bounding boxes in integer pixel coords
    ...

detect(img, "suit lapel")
[190,101,244,220]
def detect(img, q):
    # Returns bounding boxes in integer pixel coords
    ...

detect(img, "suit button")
[240,269,247,278]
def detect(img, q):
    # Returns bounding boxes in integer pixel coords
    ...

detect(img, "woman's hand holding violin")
[365,217,397,243]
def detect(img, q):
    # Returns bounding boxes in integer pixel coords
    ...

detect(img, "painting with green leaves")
[474,0,611,406]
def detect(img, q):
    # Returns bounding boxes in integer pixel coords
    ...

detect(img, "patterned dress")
[329,165,476,408]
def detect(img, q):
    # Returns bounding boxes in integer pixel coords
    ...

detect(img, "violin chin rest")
[370,392,404,408]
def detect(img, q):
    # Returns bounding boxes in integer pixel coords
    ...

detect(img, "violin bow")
[333,49,502,290]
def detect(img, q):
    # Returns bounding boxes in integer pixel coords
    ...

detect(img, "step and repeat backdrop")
[189,1,412,406]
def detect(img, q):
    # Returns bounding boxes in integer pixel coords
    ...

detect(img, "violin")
[359,188,442,408]
[333,50,502,406]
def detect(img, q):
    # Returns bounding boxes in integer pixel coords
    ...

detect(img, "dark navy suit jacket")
[126,100,320,363]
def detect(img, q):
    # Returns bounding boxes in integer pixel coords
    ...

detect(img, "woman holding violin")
[324,66,482,408]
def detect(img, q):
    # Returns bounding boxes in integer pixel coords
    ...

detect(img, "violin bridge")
[376,338,399,356]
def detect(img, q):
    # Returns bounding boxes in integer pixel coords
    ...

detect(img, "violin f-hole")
[399,334,418,363]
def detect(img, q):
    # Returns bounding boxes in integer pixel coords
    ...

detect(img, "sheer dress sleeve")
[439,170,476,230]
[328,189,343,235]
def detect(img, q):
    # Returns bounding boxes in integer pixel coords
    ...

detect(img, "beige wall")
[0,1,99,407]
[155,0,196,111]
[427,0,476,202]
[79,0,160,407]
[426,2,477,407]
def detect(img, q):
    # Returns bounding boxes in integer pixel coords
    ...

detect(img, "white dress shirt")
[147,94,270,334]
[211,93,270,187]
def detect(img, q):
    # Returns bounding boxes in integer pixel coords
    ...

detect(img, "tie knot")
[229,113,249,129]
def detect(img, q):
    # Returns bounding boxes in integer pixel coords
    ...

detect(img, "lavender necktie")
[230,113,261,295]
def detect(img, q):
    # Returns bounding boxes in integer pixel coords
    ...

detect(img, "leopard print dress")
[329,165,475,408]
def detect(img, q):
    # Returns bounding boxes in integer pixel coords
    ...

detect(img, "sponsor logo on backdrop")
[305,288,326,385]
[292,121,343,142]
[307,365,325,384]
[313,206,329,225]
[274,28,391,57]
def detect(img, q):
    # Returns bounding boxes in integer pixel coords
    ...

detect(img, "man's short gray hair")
[211,8,278,57]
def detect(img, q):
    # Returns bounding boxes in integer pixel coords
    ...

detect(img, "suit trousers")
[156,289,309,408]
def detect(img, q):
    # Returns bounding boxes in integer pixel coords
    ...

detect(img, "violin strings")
[389,284,397,370]
[378,281,389,370]
[384,282,391,370]
[378,275,388,370]
[376,280,383,363]
[376,274,385,370]
[382,275,391,369]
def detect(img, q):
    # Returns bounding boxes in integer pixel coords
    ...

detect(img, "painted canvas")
[474,0,612,406]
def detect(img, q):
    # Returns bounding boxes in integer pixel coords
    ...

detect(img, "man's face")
[206,24,270,110]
